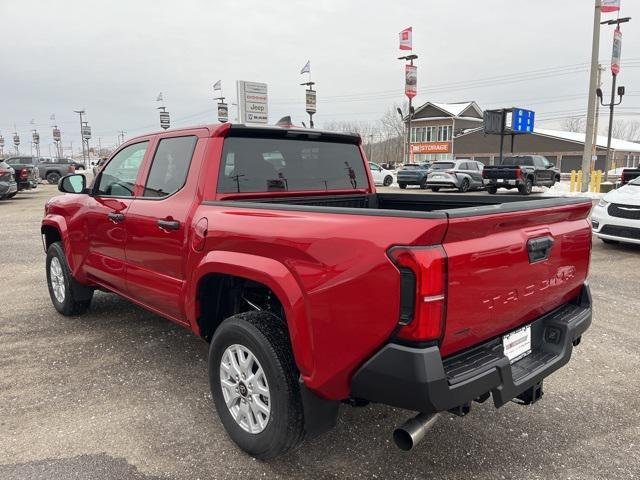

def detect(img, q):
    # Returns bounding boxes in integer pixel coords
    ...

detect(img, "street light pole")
[398,54,417,165]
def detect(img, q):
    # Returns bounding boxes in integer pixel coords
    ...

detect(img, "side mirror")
[59,173,86,194]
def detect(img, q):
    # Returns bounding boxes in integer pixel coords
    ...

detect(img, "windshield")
[217,137,368,193]
[401,164,421,170]
[431,162,455,170]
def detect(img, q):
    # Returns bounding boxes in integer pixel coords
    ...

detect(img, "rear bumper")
[484,179,521,187]
[351,283,592,413]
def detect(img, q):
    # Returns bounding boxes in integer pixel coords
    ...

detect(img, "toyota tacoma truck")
[42,124,593,459]
[482,155,561,195]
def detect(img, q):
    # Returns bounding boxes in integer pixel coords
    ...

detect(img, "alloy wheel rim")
[50,257,65,303]
[220,344,271,434]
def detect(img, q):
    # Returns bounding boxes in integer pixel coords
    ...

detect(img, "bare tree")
[560,116,586,133]
[611,120,640,142]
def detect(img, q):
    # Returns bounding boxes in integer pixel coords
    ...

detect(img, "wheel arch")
[189,251,313,377]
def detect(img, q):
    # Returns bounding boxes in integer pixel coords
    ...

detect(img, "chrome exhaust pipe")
[393,413,439,451]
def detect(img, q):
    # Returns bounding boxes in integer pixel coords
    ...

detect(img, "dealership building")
[406,101,640,172]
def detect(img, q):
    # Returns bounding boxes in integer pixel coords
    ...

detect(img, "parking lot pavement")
[1,185,639,480]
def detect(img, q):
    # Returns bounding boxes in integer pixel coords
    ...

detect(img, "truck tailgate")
[440,200,592,357]
[482,166,519,179]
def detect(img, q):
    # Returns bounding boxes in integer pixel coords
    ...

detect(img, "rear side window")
[96,142,148,197]
[143,136,197,198]
[217,137,368,193]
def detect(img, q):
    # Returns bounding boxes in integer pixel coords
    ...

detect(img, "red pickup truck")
[42,124,593,458]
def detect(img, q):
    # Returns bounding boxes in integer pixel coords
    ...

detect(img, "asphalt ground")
[1,184,638,479]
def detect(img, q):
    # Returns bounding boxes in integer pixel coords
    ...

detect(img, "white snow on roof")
[430,102,476,117]
[535,128,640,153]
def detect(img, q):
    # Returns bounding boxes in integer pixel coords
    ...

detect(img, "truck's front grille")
[608,203,640,220]
[600,224,640,240]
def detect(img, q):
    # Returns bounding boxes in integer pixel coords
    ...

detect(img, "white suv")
[369,162,395,187]
[591,176,640,245]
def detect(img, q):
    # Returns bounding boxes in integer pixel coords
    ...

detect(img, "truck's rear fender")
[188,251,313,376]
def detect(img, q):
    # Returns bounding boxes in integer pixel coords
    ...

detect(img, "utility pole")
[74,110,86,165]
[600,16,631,182]
[397,108,406,166]
[581,0,602,192]
[118,130,126,146]
[399,54,417,164]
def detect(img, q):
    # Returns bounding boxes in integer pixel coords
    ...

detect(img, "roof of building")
[535,128,640,153]
[410,101,484,120]
[457,126,640,153]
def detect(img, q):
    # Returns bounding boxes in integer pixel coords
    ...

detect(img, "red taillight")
[388,246,447,342]
[515,167,523,179]
[482,169,487,178]
[20,168,29,179]
[446,170,456,175]
[621,172,626,184]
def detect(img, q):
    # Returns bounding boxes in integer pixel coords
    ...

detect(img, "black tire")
[430,187,440,192]
[419,178,428,190]
[398,183,407,189]
[46,242,93,315]
[383,175,393,187]
[601,238,619,245]
[458,178,470,193]
[487,186,498,194]
[209,311,305,459]
[6,191,17,199]
[46,172,61,184]
[518,177,533,195]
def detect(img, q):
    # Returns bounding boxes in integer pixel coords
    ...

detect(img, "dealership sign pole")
[236,81,269,124]
[398,27,417,164]
[300,61,316,128]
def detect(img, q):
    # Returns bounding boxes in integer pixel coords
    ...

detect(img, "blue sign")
[511,108,535,133]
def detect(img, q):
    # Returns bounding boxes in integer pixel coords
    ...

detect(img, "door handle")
[157,219,180,231]
[527,236,554,263]
[108,212,125,223]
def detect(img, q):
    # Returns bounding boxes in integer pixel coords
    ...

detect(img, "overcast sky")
[1,0,639,153]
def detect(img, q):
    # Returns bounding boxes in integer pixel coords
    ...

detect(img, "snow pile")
[539,181,604,199]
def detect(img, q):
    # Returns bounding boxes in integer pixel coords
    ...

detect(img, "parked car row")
[386,155,561,195]
[4,156,80,185]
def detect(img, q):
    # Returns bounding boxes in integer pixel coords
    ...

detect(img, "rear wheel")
[6,192,17,199]
[383,175,393,187]
[419,178,428,190]
[46,172,61,184]
[430,187,440,192]
[518,177,533,195]
[601,238,619,245]
[487,186,498,194]
[458,178,470,193]
[398,183,407,189]
[209,311,304,459]
[46,242,93,315]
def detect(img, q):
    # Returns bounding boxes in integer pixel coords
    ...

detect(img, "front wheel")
[398,183,407,189]
[383,175,393,187]
[46,172,61,184]
[430,186,440,192]
[487,186,498,194]
[46,242,93,315]
[209,312,305,459]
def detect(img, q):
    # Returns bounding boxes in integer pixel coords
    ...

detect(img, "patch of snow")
[540,181,604,199]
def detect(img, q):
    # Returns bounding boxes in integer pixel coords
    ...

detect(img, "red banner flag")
[602,0,620,13]
[611,27,622,75]
[405,64,417,99]
[399,27,412,50]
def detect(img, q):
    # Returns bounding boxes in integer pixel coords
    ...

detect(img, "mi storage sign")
[237,81,268,124]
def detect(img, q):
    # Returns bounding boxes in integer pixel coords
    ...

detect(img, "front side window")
[143,136,197,198]
[218,137,368,193]
[95,142,148,197]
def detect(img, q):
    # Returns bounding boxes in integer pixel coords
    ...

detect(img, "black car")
[0,160,18,199]
[482,155,560,195]
[396,163,432,189]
